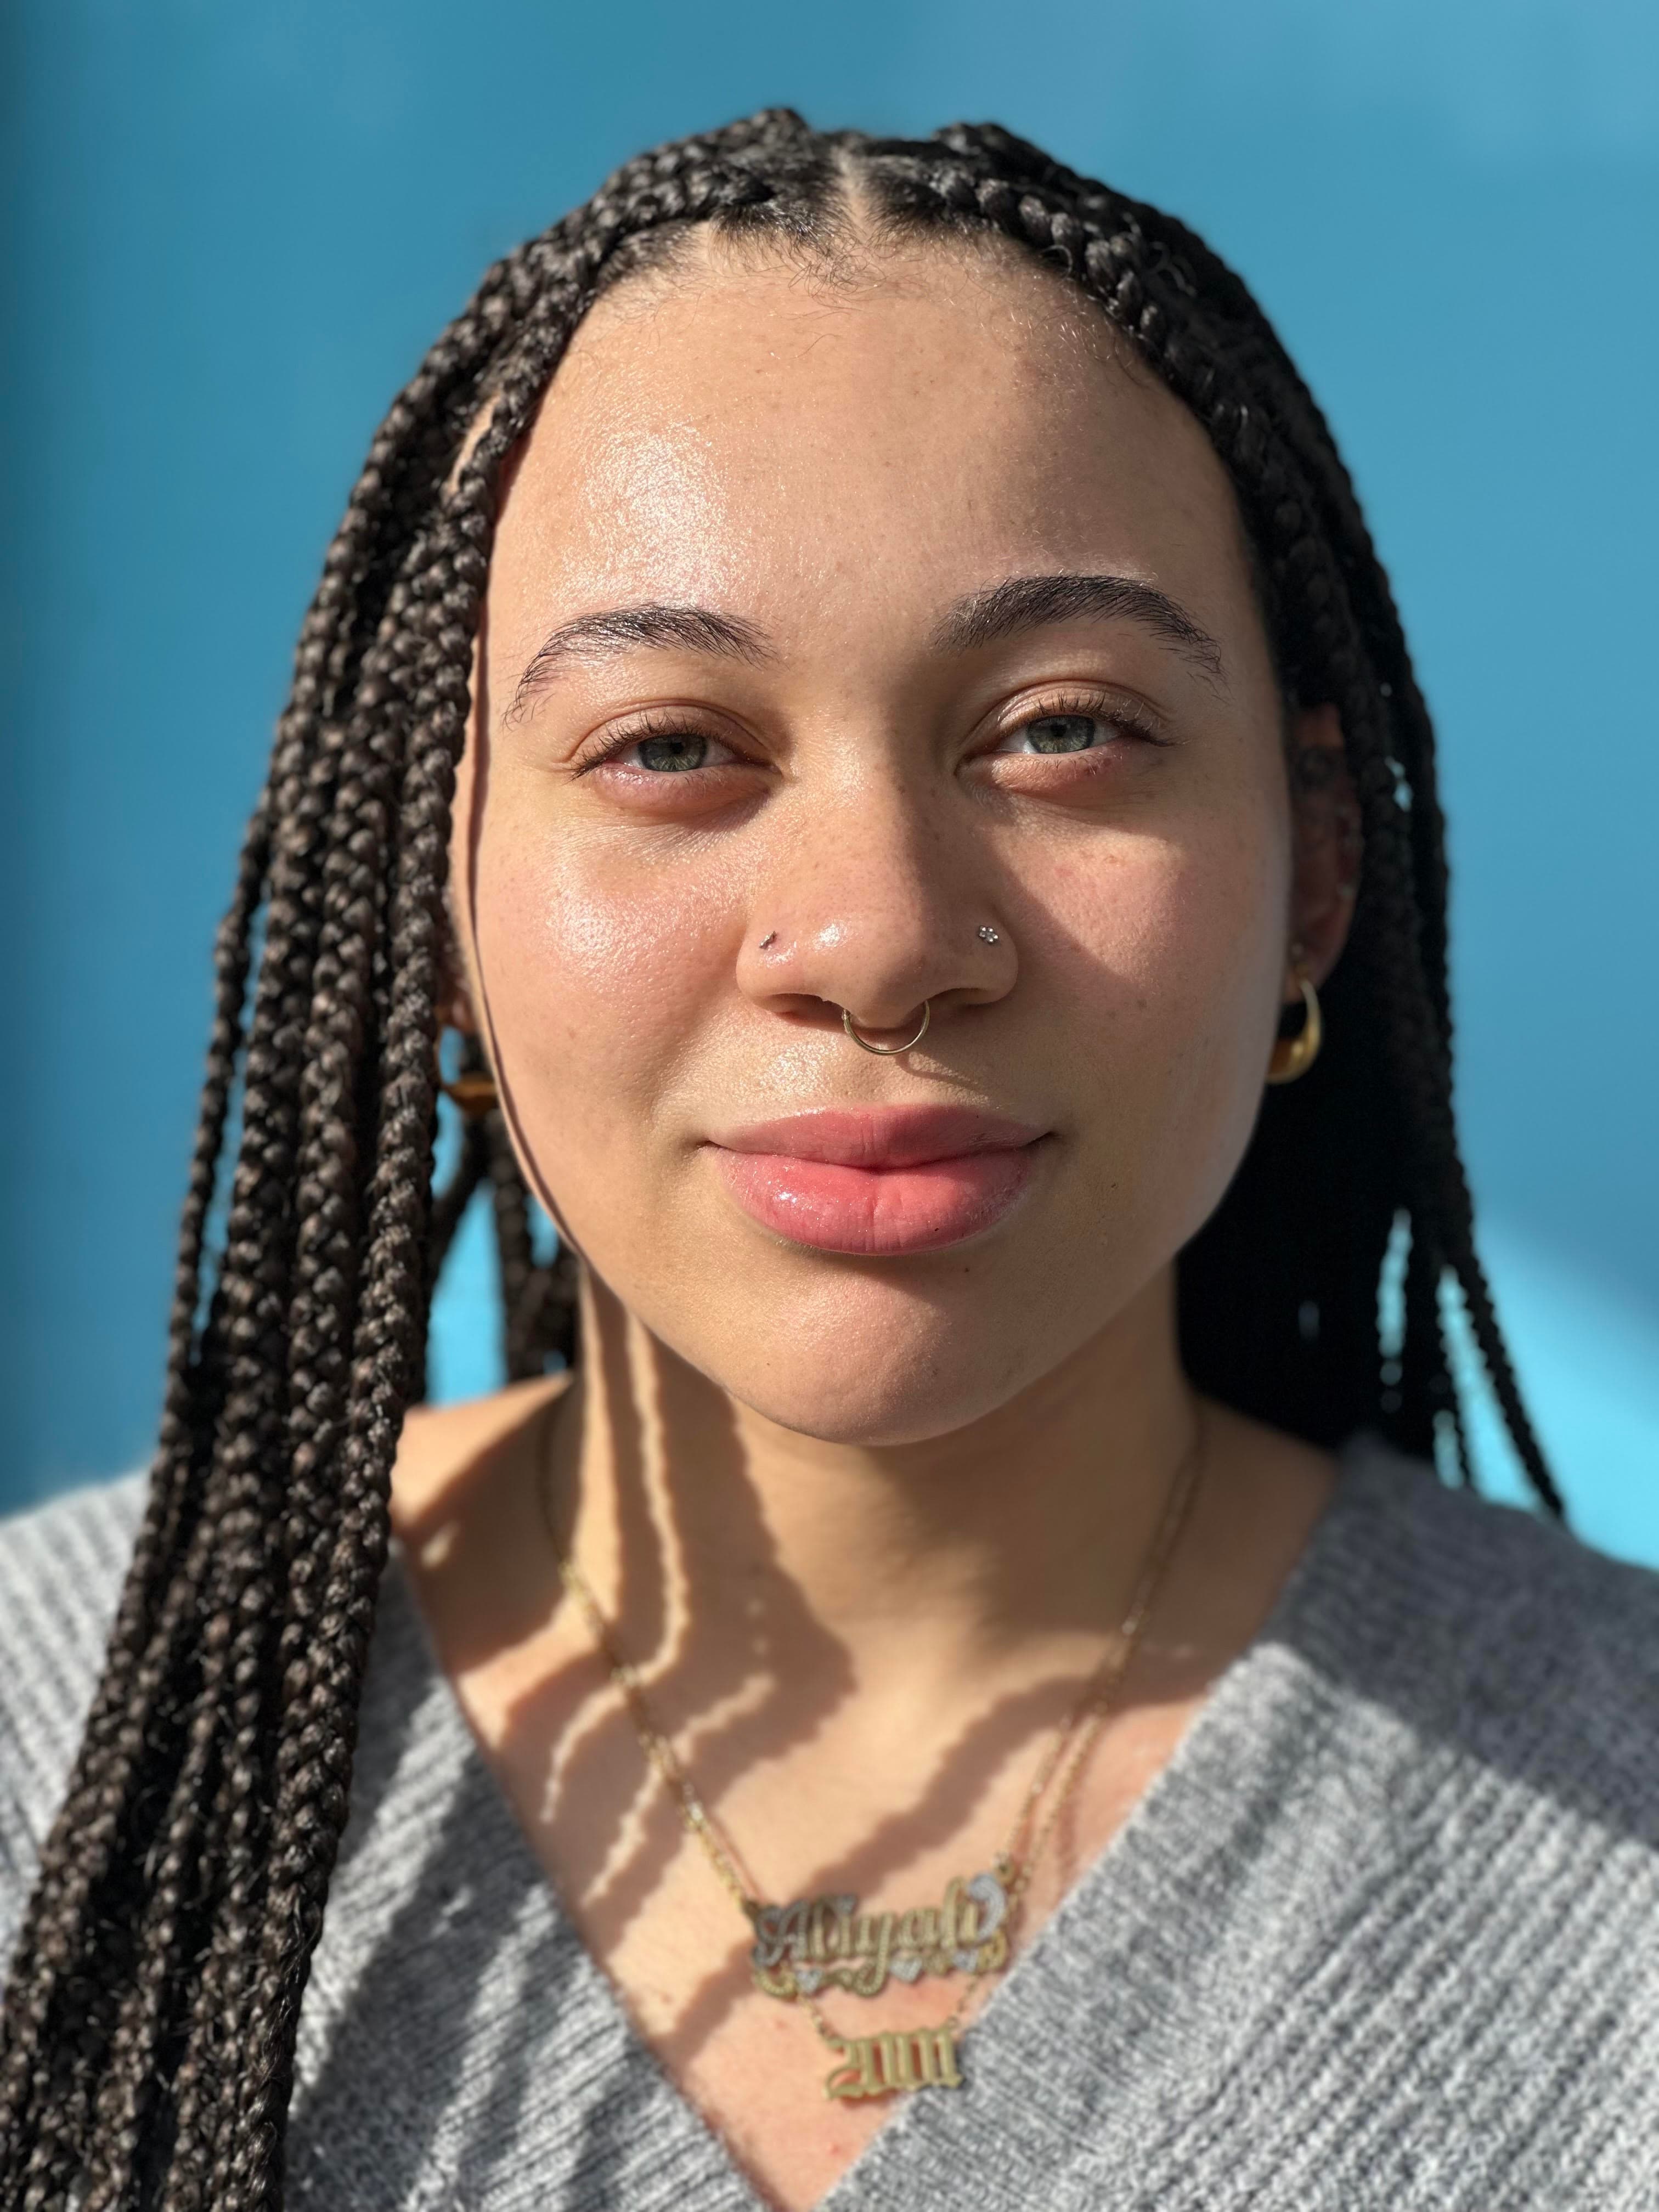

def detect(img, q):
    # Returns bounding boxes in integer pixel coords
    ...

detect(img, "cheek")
[1042,800,1284,1011]
[1036,799,1289,1220]
[470,808,732,1163]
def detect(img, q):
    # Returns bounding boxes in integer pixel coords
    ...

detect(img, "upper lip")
[707,1105,1048,1167]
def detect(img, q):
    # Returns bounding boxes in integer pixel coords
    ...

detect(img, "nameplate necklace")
[544,1428,1203,2101]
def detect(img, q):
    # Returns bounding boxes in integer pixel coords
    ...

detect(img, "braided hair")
[0,109,1555,2209]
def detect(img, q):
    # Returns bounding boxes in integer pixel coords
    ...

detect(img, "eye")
[1004,713,1104,755]
[625,732,727,772]
[570,718,760,810]
[995,708,1159,761]
[577,723,747,778]
[971,693,1170,797]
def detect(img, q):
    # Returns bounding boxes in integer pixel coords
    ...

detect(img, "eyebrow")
[506,568,1223,722]
[505,602,772,721]
[937,572,1224,678]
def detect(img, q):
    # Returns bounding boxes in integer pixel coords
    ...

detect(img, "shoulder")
[0,1474,148,1762]
[1113,1442,1659,2196]
[0,1473,148,1962]
[1303,1436,1659,1841]
[0,1374,565,1912]
[391,1375,567,1531]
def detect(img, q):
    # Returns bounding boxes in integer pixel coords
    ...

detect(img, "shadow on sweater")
[281,1443,1659,2205]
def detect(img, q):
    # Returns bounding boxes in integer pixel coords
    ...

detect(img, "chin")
[639,1245,1119,1447]
[714,1350,1033,1448]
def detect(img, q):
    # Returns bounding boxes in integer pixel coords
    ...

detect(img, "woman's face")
[455,241,1333,1443]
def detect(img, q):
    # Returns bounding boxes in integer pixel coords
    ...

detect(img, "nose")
[735,769,1015,1036]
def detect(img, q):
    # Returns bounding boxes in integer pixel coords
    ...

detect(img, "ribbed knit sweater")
[4,1439,1659,2209]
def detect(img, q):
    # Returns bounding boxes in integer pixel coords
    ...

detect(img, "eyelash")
[989,690,1166,753]
[570,689,1167,775]
[571,709,738,776]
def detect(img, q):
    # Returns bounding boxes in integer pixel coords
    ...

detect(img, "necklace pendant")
[749,1869,1008,2000]
[823,2027,963,2101]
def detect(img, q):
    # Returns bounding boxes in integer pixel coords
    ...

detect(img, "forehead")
[489,242,1260,661]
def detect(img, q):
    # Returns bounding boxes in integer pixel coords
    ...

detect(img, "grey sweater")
[3,1440,1659,2209]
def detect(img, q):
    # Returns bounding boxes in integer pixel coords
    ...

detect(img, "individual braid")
[0,108,1556,2211]
[427,1111,492,1284]
[422,1088,580,1385]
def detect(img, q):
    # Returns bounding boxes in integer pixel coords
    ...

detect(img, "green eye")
[1023,715,1098,754]
[636,735,707,772]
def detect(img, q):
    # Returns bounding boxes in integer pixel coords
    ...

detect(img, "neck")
[549,1267,1201,1712]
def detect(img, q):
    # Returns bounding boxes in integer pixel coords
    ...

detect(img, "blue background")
[4,1,1656,1551]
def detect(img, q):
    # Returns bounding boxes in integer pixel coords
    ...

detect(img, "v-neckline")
[345,1439,1376,2212]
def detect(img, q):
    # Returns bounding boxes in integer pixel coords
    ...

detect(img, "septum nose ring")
[842,1001,932,1056]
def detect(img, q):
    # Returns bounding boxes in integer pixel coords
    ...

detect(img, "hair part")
[0,108,1556,2210]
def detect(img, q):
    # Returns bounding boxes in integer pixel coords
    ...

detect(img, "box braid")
[0,108,1555,2210]
[425,1051,580,1383]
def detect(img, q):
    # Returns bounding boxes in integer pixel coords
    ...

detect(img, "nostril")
[765,994,846,1028]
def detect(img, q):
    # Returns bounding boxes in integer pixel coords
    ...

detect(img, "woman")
[3,110,1657,2212]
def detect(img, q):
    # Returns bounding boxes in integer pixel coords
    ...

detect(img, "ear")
[1285,702,1361,996]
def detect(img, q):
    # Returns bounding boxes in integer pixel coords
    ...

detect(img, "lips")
[704,1107,1047,1256]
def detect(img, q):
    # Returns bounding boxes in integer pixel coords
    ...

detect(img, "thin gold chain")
[542,1412,1205,2053]
[551,1553,768,1912]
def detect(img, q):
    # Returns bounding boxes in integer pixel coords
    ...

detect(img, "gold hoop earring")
[842,1001,931,1056]
[1266,973,1322,1085]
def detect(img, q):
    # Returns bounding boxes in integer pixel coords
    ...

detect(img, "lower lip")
[708,1145,1041,1255]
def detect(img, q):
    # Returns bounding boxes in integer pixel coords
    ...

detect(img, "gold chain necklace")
[541,1416,1204,2102]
